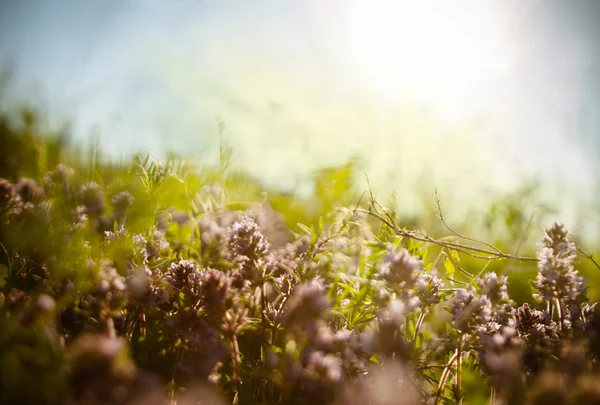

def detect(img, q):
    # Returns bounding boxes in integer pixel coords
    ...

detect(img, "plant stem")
[412,307,428,342]
[555,298,563,330]
[456,336,463,405]
[433,349,460,405]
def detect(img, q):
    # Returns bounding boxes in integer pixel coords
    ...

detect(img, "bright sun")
[343,0,514,119]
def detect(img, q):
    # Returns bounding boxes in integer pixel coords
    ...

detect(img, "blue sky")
[1,0,600,230]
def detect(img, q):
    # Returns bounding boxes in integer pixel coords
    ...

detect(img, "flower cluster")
[2,160,600,405]
[534,222,585,303]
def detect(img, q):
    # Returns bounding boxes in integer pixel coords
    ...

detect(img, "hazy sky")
[1,0,600,227]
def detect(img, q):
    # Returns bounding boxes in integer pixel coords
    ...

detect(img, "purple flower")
[228,216,270,280]
[533,223,585,304]
[165,259,200,291]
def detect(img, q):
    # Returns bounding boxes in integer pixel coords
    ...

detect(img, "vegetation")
[2,103,600,405]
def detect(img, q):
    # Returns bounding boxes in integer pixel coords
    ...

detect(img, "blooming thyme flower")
[195,210,244,262]
[111,190,133,220]
[43,163,76,198]
[165,259,200,291]
[534,247,585,303]
[80,181,105,216]
[196,269,231,321]
[132,234,149,264]
[145,230,170,261]
[227,216,270,281]
[126,266,168,305]
[449,288,494,336]
[104,226,127,241]
[72,205,89,230]
[379,246,422,287]
[302,350,343,386]
[66,334,138,404]
[280,280,330,327]
[97,265,127,296]
[480,326,524,396]
[539,221,576,258]
[247,202,292,248]
[380,298,408,329]
[509,303,558,343]
[476,271,514,325]
[415,271,444,306]
[533,222,585,305]
[16,177,43,203]
[508,303,560,374]
[377,299,413,359]
[0,178,16,208]
[476,272,513,306]
[569,301,598,330]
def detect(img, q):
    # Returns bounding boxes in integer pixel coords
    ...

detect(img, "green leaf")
[296,223,313,237]
[0,264,8,287]
[444,256,455,278]
[450,249,460,263]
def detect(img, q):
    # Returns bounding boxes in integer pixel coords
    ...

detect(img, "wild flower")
[111,190,133,221]
[508,303,560,374]
[415,271,444,306]
[280,280,330,328]
[449,287,494,338]
[104,226,127,241]
[73,205,89,230]
[196,269,231,321]
[79,182,105,216]
[377,245,426,311]
[165,259,201,291]
[539,221,576,257]
[5,147,600,405]
[132,234,149,264]
[16,177,44,203]
[379,246,422,287]
[509,303,558,342]
[533,222,585,304]
[476,272,513,307]
[377,298,413,359]
[43,163,75,195]
[301,350,344,386]
[227,216,270,281]
[480,326,524,398]
[65,334,140,404]
[0,178,16,208]
[146,230,170,260]
[195,210,243,250]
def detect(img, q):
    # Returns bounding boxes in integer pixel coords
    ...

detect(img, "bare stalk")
[360,206,537,262]
[412,307,428,342]
[433,349,460,405]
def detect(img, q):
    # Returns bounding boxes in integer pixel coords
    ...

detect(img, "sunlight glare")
[344,0,514,119]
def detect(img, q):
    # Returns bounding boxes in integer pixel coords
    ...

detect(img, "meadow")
[2,104,600,405]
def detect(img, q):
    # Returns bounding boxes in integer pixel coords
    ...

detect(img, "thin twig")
[433,349,459,405]
[578,248,600,272]
[360,207,537,262]
[435,190,503,255]
[412,308,429,342]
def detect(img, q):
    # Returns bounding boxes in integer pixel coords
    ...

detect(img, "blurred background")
[1,0,599,240]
